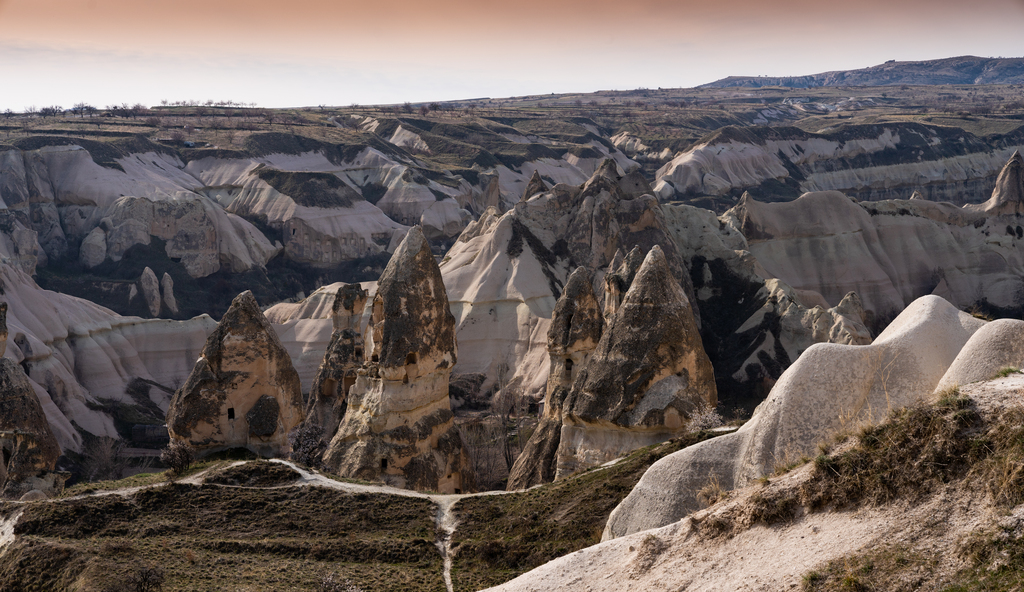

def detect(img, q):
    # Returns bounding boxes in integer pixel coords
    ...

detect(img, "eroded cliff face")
[166,290,304,457]
[0,302,64,499]
[726,184,1024,328]
[321,227,472,493]
[555,247,717,478]
[306,284,369,442]
[655,123,1024,207]
[441,159,697,404]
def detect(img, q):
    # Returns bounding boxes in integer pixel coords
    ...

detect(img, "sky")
[1,0,1024,111]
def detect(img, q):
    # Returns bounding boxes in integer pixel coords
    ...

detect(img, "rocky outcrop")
[441,160,698,403]
[725,190,1024,326]
[507,267,603,490]
[0,304,64,498]
[969,150,1024,215]
[166,290,304,457]
[0,261,215,453]
[603,295,983,540]
[555,247,717,478]
[306,284,369,442]
[521,170,548,202]
[322,227,472,493]
[655,124,1024,206]
[139,267,162,318]
[0,357,65,498]
[78,226,106,268]
[161,272,178,316]
[936,318,1024,391]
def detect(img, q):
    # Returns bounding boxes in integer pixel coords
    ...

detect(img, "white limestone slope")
[0,262,215,453]
[602,295,983,540]
[726,191,1024,319]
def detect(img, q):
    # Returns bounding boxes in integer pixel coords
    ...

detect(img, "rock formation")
[970,150,1024,215]
[321,227,472,493]
[555,246,717,478]
[603,295,983,540]
[655,124,1024,206]
[507,267,603,490]
[139,267,162,317]
[521,170,548,202]
[724,190,1024,328]
[161,272,179,316]
[0,302,64,498]
[306,283,369,442]
[166,290,304,457]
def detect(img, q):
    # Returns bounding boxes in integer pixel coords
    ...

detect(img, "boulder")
[603,295,983,540]
[935,319,1024,390]
[322,227,472,493]
[161,272,178,316]
[555,246,717,478]
[139,267,161,318]
[166,290,304,457]
[78,227,107,268]
[306,283,369,442]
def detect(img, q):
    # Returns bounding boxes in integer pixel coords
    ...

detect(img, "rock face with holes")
[554,246,717,479]
[306,283,369,443]
[322,227,472,493]
[507,266,604,490]
[166,290,304,457]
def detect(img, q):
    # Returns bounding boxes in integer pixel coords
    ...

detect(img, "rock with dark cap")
[556,246,717,477]
[322,227,472,493]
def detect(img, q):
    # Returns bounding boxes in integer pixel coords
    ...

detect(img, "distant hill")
[701,56,1024,88]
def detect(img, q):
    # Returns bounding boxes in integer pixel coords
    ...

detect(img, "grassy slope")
[0,433,718,591]
[450,433,714,591]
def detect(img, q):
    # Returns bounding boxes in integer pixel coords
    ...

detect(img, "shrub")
[288,423,326,468]
[160,440,195,476]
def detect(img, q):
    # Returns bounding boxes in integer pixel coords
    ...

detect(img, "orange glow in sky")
[1,0,1024,109]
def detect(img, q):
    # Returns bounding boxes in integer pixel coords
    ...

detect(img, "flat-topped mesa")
[974,150,1024,215]
[521,170,549,202]
[555,246,717,478]
[306,283,369,442]
[166,290,304,457]
[507,267,603,490]
[322,227,472,494]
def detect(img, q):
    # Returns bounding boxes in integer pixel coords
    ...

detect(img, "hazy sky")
[2,0,1024,110]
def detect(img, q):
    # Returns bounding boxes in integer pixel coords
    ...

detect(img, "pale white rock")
[603,295,984,540]
[935,318,1024,391]
[0,262,215,452]
[388,125,431,154]
[725,190,1024,320]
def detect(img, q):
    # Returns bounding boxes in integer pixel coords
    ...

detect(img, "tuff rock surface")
[166,290,304,457]
[306,283,369,442]
[507,266,603,490]
[322,227,472,493]
[555,246,717,478]
[603,295,983,540]
[0,303,64,498]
